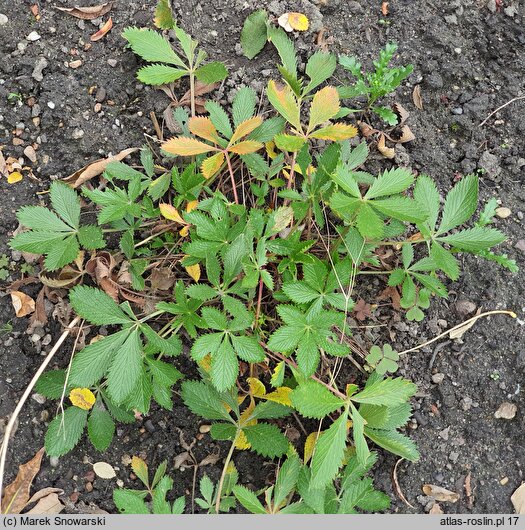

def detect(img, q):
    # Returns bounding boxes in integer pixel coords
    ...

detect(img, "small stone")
[494,402,517,420]
[455,300,477,316]
[454,47,462,54]
[504,5,518,16]
[31,393,46,404]
[495,207,511,219]
[23,145,37,163]
[41,334,52,346]
[449,451,459,463]
[72,128,84,139]
[500,477,509,485]
[438,427,450,441]
[144,419,155,433]
[107,58,118,67]
[95,87,106,102]
[47,101,55,109]
[478,151,501,179]
[26,31,41,42]
[85,482,93,493]
[50,456,59,468]
[445,14,457,24]
[12,138,25,146]
[0,13,8,25]
[94,103,102,113]
[461,396,473,411]
[432,373,445,384]
[116,479,124,488]
[199,424,211,434]
[31,57,48,81]
[69,60,82,69]
[487,0,497,13]
[76,19,86,30]
[451,107,463,115]
[515,240,525,254]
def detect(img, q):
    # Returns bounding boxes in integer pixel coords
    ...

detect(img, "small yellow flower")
[69,388,96,410]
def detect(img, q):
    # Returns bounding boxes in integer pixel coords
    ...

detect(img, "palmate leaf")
[339,478,390,513]
[122,27,186,67]
[438,173,478,234]
[137,64,187,85]
[45,406,88,457]
[16,205,71,232]
[113,490,150,514]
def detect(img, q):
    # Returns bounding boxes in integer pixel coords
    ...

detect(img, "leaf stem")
[214,431,239,513]
[189,71,196,117]
[225,152,239,205]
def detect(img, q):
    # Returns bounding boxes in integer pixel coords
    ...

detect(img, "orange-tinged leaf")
[7,171,23,184]
[267,80,301,131]
[185,263,201,282]
[264,387,292,406]
[247,377,266,397]
[161,136,217,156]
[308,86,340,132]
[90,17,112,42]
[304,432,319,464]
[69,388,96,410]
[2,448,45,514]
[186,200,199,212]
[310,123,357,141]
[229,116,263,145]
[179,225,190,237]
[201,152,224,178]
[131,456,149,487]
[159,204,186,224]
[227,140,263,155]
[189,117,220,143]
[11,291,35,317]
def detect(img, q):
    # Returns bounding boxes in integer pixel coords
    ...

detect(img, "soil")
[1,0,524,515]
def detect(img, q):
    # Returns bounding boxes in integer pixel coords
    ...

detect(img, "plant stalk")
[225,152,239,205]
[214,432,239,513]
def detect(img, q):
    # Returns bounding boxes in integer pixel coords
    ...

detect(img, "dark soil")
[1,0,524,515]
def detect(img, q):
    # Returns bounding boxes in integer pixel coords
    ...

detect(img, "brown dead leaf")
[11,290,35,317]
[422,484,460,503]
[429,503,444,514]
[413,85,423,110]
[56,3,112,20]
[40,253,85,289]
[63,147,138,188]
[464,472,473,509]
[199,452,221,467]
[86,251,119,300]
[357,121,377,138]
[1,448,45,513]
[30,5,39,18]
[377,133,395,159]
[26,492,64,514]
[149,268,176,291]
[393,102,410,125]
[26,487,64,506]
[27,287,48,333]
[381,1,389,15]
[353,298,372,321]
[379,286,401,311]
[90,17,113,42]
[511,483,525,514]
[397,125,416,143]
[173,451,191,469]
[449,308,481,339]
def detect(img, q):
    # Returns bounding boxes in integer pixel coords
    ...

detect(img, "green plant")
[0,254,9,281]
[113,457,185,514]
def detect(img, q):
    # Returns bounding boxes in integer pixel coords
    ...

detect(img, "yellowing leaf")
[201,151,225,178]
[236,399,257,450]
[185,263,201,282]
[227,140,263,155]
[308,87,340,132]
[7,171,23,184]
[271,206,294,233]
[229,116,263,145]
[267,81,301,131]
[69,388,96,410]
[11,291,35,317]
[189,117,220,143]
[154,0,175,29]
[186,200,199,212]
[265,141,277,159]
[179,225,190,237]
[278,12,309,32]
[131,456,149,486]
[198,354,212,373]
[235,430,251,450]
[304,432,319,464]
[264,387,292,406]
[377,133,395,159]
[274,133,306,152]
[159,204,186,224]
[310,123,358,141]
[247,377,266,397]
[161,136,217,156]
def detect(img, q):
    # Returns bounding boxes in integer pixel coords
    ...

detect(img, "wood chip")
[422,484,460,503]
[56,3,112,20]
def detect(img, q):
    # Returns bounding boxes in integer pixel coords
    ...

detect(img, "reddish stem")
[225,152,239,205]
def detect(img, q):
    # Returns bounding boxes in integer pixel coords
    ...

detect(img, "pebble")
[31,57,48,81]
[0,13,8,25]
[478,151,502,179]
[69,60,82,69]
[445,14,458,24]
[494,402,517,419]
[26,31,41,42]
[461,396,473,411]
[515,240,525,254]
[455,300,476,316]
[449,452,459,463]
[432,373,445,384]
[199,424,211,434]
[95,87,106,102]
[72,128,84,139]
[438,427,450,441]
[451,107,463,115]
[144,419,155,433]
[495,207,511,219]
[50,456,59,468]
[487,0,497,13]
[107,58,117,67]
[94,102,102,113]
[47,101,56,109]
[23,145,37,163]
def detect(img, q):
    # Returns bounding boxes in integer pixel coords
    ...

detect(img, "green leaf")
[50,182,80,228]
[414,174,440,231]
[438,226,505,252]
[9,230,67,255]
[291,380,344,419]
[344,141,369,171]
[195,61,228,84]
[365,168,414,199]
[267,80,301,131]
[267,26,297,79]
[77,225,105,249]
[356,204,383,239]
[274,133,306,152]
[430,242,460,280]
[310,410,349,488]
[210,423,237,441]
[17,206,72,232]
[352,377,416,406]
[205,101,233,139]
[154,0,175,29]
[304,53,337,95]
[249,116,285,142]
[211,340,239,391]
[137,64,187,84]
[45,407,88,457]
[69,285,132,325]
[113,489,150,514]
[273,455,301,508]
[44,235,80,271]
[364,428,419,461]
[331,164,361,197]
[107,329,143,404]
[372,197,427,223]
[351,405,370,465]
[240,10,268,60]
[152,476,174,514]
[172,496,185,514]
[36,370,67,399]
[243,423,289,457]
[372,106,398,125]
[438,174,478,233]
[88,406,115,451]
[122,27,186,67]
[232,87,257,127]
[232,485,267,514]
[230,335,265,363]
[181,380,232,421]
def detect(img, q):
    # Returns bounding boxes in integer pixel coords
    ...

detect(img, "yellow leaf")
[161,136,217,156]
[310,123,358,141]
[159,203,186,224]
[131,456,149,486]
[201,151,224,178]
[227,140,263,155]
[179,225,190,237]
[69,388,96,410]
[267,81,301,131]
[308,86,340,132]
[265,387,293,406]
[10,291,35,317]
[236,398,257,450]
[265,141,277,159]
[304,432,319,464]
[229,116,263,145]
[235,430,251,450]
[7,171,23,184]
[189,117,220,143]
[288,12,309,31]
[185,263,201,282]
[198,354,212,373]
[247,377,266,397]
[186,200,199,212]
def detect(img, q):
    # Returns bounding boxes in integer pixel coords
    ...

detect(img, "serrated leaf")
[154,0,175,29]
[310,123,358,141]
[122,27,185,67]
[211,340,238,391]
[88,407,115,451]
[267,26,297,80]
[137,64,187,85]
[162,136,217,156]
[181,380,232,421]
[232,87,257,127]
[45,407,88,457]
[364,428,419,461]
[291,380,344,419]
[17,206,72,232]
[414,174,440,231]
[131,456,149,487]
[351,405,370,465]
[44,235,80,271]
[308,86,340,132]
[201,152,225,179]
[77,225,105,249]
[267,80,301,130]
[352,377,416,406]
[304,52,337,95]
[430,242,460,280]
[232,485,267,514]
[438,226,505,252]
[50,181,80,228]
[227,140,263,155]
[438,174,478,233]
[205,100,233,138]
[195,61,228,84]
[113,489,150,514]
[240,10,268,60]
[36,370,67,399]
[243,423,289,457]
[274,455,301,508]
[69,285,132,325]
[365,168,414,200]
[274,133,306,152]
